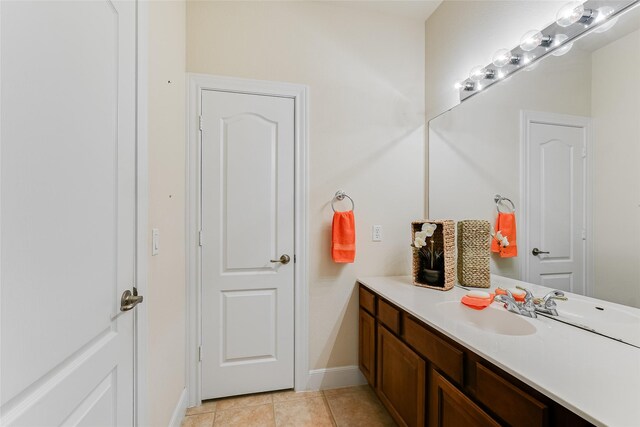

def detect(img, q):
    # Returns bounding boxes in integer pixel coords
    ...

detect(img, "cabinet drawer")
[476,363,548,427]
[377,299,400,335]
[403,315,463,385]
[359,285,376,314]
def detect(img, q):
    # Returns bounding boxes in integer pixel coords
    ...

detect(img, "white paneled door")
[525,114,588,295]
[201,90,295,399]
[1,1,138,426]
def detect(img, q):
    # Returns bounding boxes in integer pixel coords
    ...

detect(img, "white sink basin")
[554,298,640,347]
[437,301,537,336]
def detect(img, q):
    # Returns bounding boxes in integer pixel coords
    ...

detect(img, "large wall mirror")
[429,2,640,308]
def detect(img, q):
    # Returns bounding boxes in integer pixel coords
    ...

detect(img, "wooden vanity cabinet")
[430,369,499,427]
[358,286,377,386]
[357,283,592,427]
[377,326,426,427]
[358,308,376,386]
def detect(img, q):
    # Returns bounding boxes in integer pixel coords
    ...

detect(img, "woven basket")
[411,220,455,291]
[457,220,491,288]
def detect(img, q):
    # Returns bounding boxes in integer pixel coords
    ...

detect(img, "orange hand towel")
[332,210,356,263]
[491,212,518,258]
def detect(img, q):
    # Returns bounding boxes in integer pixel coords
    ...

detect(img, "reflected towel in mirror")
[491,212,518,258]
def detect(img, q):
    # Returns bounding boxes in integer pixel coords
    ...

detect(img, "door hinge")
[199,115,203,131]
[198,230,203,246]
[582,146,587,158]
[582,229,587,240]
[294,254,297,263]
[198,346,202,362]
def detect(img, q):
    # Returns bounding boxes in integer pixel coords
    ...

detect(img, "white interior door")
[201,90,295,399]
[525,114,588,295]
[1,1,138,425]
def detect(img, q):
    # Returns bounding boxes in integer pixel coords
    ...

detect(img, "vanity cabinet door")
[429,369,500,427]
[359,308,376,385]
[376,326,425,427]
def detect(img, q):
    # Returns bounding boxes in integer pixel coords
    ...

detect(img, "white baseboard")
[168,388,188,427]
[306,365,366,391]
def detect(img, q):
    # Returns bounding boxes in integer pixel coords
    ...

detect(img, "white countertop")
[358,275,640,427]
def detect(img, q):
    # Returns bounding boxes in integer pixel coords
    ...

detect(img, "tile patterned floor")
[182,385,396,427]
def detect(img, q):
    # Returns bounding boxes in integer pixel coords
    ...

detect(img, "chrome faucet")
[495,290,537,318]
[534,290,566,316]
[495,286,566,318]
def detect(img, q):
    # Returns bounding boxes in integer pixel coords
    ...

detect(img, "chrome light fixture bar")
[457,0,639,102]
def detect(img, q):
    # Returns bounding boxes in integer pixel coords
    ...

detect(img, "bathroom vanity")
[358,276,640,427]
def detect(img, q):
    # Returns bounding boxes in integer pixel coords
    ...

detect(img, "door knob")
[531,248,550,256]
[120,287,144,311]
[270,254,291,265]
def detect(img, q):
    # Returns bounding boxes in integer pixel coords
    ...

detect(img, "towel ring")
[332,190,355,212]
[494,194,515,213]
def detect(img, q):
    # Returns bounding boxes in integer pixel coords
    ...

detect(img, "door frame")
[186,74,309,406]
[135,1,150,425]
[519,110,593,296]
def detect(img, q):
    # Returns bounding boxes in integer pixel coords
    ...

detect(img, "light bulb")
[454,82,463,90]
[520,30,543,51]
[593,6,618,33]
[469,65,485,82]
[492,49,512,67]
[552,34,573,56]
[496,70,506,79]
[523,53,539,71]
[556,2,585,27]
[521,53,535,66]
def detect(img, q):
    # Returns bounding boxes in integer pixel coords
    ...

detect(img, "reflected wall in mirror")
[429,3,640,308]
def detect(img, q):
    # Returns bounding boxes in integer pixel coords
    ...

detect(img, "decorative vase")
[422,267,444,286]
[457,220,491,288]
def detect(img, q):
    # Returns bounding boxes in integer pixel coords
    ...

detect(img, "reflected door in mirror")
[524,113,588,295]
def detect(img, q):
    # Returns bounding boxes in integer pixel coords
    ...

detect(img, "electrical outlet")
[372,225,383,242]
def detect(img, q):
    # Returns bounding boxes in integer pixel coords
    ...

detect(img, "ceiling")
[336,1,443,22]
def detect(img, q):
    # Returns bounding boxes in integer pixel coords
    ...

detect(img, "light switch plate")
[152,228,160,256]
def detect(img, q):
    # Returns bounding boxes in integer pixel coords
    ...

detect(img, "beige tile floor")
[182,385,396,427]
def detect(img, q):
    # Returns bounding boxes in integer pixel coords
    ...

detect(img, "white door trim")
[135,1,150,425]
[520,110,593,296]
[186,74,309,406]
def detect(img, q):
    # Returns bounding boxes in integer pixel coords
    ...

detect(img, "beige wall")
[148,1,187,425]
[591,29,640,307]
[187,1,425,371]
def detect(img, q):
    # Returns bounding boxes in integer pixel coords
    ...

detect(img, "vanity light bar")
[456,0,639,102]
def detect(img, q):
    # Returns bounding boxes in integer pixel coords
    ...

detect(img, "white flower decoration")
[415,230,428,241]
[494,231,509,247]
[422,223,437,237]
[414,236,426,248]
